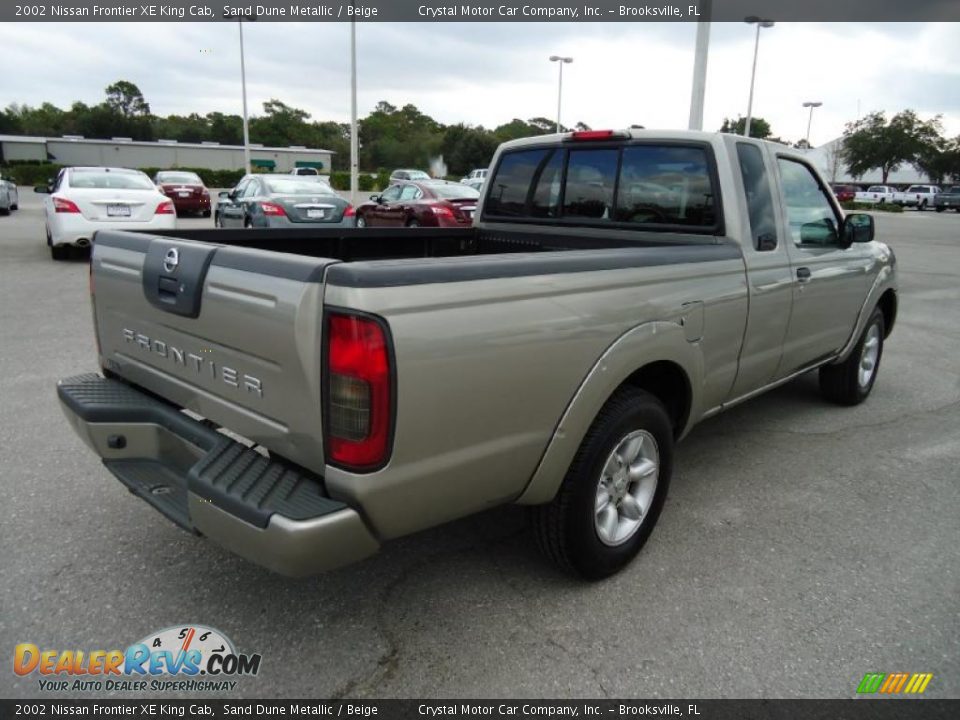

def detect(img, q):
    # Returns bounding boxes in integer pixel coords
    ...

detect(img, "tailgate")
[90,230,337,474]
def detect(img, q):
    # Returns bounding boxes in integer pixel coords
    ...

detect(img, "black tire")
[918,200,927,211]
[0,206,9,216]
[935,206,945,213]
[203,209,211,218]
[50,245,69,261]
[244,217,253,229]
[356,215,366,228]
[532,387,673,580]
[819,307,885,406]
[10,202,17,211]
[407,219,420,228]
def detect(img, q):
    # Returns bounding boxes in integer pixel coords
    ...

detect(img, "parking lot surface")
[1,191,958,698]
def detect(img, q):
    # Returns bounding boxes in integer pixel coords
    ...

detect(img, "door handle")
[796,267,812,282]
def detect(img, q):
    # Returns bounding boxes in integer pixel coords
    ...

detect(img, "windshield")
[263,178,338,196]
[906,186,926,193]
[866,186,886,192]
[398,170,430,180]
[430,184,480,199]
[156,172,203,185]
[69,170,155,190]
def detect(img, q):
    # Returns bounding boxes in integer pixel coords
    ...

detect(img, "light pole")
[802,101,822,147]
[688,0,712,131]
[549,55,573,133]
[238,17,253,174]
[350,16,358,204]
[743,16,774,138]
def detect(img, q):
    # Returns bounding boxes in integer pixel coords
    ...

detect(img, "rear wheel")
[918,200,927,211]
[202,209,211,218]
[532,387,673,579]
[819,307,885,406]
[356,215,367,228]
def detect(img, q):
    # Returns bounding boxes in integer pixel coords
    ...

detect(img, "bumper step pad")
[58,374,345,532]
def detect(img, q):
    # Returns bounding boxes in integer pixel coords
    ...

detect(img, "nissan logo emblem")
[163,248,180,273]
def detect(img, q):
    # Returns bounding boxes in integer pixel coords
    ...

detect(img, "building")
[802,137,930,187]
[0,134,334,173]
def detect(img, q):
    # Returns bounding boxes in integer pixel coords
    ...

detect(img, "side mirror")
[842,213,875,246]
[218,191,231,201]
[34,185,51,194]
[370,194,381,202]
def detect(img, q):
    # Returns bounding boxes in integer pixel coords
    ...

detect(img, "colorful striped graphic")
[857,672,933,694]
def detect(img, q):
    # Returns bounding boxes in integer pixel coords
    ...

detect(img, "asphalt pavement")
[1,190,958,699]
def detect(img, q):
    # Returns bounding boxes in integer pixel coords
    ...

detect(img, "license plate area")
[307,209,326,219]
[107,205,131,217]
[178,192,191,198]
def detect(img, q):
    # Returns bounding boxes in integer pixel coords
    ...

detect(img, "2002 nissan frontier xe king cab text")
[58,129,898,579]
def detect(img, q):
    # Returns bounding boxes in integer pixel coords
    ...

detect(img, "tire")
[936,207,945,213]
[50,245,69,261]
[406,219,420,228]
[532,387,673,580]
[244,217,253,229]
[203,209,211,218]
[0,205,9,216]
[356,216,366,228]
[819,307,885,406]
[918,200,927,211]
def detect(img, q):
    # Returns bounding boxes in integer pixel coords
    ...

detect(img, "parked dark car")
[934,185,960,212]
[355,181,480,228]
[215,174,354,228]
[831,184,858,203]
[153,171,211,217]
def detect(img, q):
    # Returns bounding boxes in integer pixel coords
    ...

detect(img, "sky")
[1,21,958,147]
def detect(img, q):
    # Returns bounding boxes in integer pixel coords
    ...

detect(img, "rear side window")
[736,143,777,251]
[483,149,551,217]
[484,143,718,231]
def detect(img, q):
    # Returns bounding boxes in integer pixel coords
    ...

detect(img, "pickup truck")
[57,129,898,580]
[934,185,960,212]
[854,185,897,205]
[893,184,940,210]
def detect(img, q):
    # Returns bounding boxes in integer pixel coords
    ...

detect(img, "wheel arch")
[516,321,702,506]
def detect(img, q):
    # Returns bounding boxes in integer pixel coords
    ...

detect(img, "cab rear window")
[483,143,718,230]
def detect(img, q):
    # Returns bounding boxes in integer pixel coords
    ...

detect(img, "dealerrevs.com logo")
[14,625,262,693]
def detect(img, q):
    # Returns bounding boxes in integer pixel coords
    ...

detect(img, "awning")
[295,160,325,169]
[250,159,276,169]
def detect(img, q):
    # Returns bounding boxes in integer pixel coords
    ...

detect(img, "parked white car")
[893,184,941,210]
[0,172,18,215]
[37,167,176,260]
[459,168,488,191]
[854,185,897,205]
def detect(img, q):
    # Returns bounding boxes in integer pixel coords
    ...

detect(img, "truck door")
[774,156,872,375]
[726,140,795,399]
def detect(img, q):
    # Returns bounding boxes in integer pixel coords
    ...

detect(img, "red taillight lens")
[155,200,175,214]
[343,204,355,217]
[431,205,454,217]
[260,201,286,217]
[326,312,392,470]
[53,197,81,213]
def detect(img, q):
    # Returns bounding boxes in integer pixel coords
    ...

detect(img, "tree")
[842,110,943,184]
[720,116,772,139]
[105,81,150,118]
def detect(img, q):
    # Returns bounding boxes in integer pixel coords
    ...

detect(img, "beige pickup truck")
[58,130,897,579]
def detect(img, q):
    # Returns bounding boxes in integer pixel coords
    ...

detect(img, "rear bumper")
[57,374,379,576]
[168,196,211,212]
[51,215,177,247]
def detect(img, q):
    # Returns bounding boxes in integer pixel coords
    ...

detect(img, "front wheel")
[918,200,927,211]
[532,387,673,580]
[356,215,366,228]
[819,307,885,405]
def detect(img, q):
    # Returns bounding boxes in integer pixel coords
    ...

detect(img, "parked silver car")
[215,174,354,228]
[0,173,19,215]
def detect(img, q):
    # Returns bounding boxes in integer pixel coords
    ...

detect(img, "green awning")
[250,159,276,169]
[295,160,325,169]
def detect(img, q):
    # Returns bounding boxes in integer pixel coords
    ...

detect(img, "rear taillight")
[325,312,393,470]
[343,205,356,217]
[261,201,286,217]
[53,197,81,213]
[431,205,454,217]
[155,200,175,214]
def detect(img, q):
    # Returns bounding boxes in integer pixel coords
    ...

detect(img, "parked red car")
[355,181,480,228]
[831,184,858,203]
[153,170,211,217]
